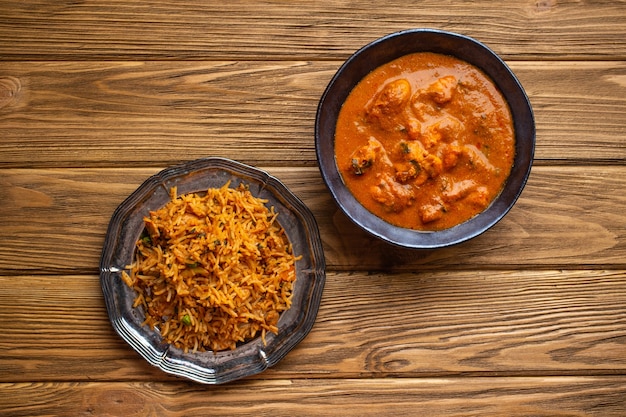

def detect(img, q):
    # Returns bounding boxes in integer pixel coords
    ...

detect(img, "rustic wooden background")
[1,0,626,415]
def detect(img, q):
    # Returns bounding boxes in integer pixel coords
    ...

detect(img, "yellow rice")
[121,182,299,352]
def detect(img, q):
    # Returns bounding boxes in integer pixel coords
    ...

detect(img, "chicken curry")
[334,52,515,231]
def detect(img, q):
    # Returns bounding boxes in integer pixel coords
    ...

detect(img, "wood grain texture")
[1,0,625,60]
[1,61,625,167]
[0,165,625,274]
[1,271,625,382]
[2,1,625,414]
[1,378,626,416]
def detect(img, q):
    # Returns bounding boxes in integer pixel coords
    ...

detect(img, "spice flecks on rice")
[121,183,299,353]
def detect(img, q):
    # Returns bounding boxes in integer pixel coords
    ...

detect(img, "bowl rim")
[315,28,535,249]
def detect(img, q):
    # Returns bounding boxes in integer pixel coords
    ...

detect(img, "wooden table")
[2,1,626,415]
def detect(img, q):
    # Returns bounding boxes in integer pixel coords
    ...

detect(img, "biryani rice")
[121,182,299,353]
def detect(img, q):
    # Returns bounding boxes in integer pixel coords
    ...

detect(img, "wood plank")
[0,1,625,60]
[0,165,625,274]
[1,61,625,167]
[1,378,626,416]
[1,271,625,382]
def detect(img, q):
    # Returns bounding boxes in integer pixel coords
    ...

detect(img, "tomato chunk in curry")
[334,52,515,231]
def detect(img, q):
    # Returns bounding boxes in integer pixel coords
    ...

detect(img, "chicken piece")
[421,153,444,179]
[419,201,446,224]
[426,75,457,105]
[394,161,425,184]
[394,141,425,182]
[369,78,412,115]
[410,76,457,123]
[369,172,414,212]
[442,179,477,203]
[144,217,161,241]
[464,186,490,209]
[398,139,427,162]
[349,137,391,175]
[441,142,462,170]
[421,125,442,149]
[422,115,462,148]
[463,144,496,173]
[440,179,490,211]
[394,140,442,183]
[366,78,412,130]
[405,117,422,141]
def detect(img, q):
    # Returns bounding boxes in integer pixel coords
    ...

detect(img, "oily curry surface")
[334,52,515,231]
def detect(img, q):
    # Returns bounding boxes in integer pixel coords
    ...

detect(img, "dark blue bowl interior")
[315,29,535,249]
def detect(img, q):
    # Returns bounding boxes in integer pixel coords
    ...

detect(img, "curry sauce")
[334,52,515,231]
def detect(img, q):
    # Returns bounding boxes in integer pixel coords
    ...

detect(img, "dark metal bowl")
[100,157,325,384]
[315,29,535,249]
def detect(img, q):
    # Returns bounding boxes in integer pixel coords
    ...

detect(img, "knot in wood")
[0,76,22,109]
